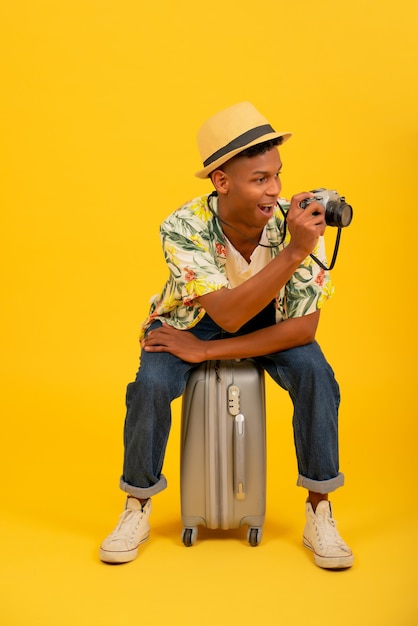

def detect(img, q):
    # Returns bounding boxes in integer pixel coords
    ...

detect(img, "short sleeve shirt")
[140,193,334,338]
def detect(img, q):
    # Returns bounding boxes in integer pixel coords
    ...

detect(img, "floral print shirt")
[140,193,334,338]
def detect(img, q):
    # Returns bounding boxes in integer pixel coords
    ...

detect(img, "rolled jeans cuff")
[296,472,344,494]
[119,474,167,498]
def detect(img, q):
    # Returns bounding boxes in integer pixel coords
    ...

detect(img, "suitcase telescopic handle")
[234,413,246,500]
[228,384,246,500]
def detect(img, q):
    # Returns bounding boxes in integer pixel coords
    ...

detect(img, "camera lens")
[325,201,353,228]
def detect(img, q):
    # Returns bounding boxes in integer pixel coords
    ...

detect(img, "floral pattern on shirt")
[140,194,334,338]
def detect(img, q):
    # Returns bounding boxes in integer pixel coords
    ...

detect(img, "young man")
[100,102,353,569]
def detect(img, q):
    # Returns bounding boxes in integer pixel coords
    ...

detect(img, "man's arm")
[197,245,304,333]
[197,195,326,333]
[142,311,320,363]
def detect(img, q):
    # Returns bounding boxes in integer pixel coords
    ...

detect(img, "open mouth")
[257,204,275,216]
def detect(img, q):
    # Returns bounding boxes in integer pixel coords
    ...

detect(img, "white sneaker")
[99,497,152,563]
[303,500,353,569]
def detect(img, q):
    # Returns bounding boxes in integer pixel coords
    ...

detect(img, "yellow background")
[1,1,417,624]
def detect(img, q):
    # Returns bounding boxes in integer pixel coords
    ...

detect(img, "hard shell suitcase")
[180,359,266,547]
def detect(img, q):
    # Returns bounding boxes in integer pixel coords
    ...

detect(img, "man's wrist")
[280,242,308,267]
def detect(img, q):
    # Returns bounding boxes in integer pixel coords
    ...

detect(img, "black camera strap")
[207,191,343,270]
[207,192,286,249]
[309,228,342,271]
[276,202,343,271]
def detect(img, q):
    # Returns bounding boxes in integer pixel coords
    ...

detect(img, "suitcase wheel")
[247,527,263,547]
[182,527,198,547]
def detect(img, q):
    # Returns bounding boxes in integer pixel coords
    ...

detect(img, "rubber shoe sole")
[99,532,150,564]
[99,498,152,564]
[303,537,354,569]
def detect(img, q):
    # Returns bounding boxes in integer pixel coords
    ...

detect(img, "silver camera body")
[300,188,353,228]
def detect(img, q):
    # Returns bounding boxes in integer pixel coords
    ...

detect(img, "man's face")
[218,147,283,230]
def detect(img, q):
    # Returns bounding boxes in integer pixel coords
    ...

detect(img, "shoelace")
[314,515,348,550]
[110,508,144,537]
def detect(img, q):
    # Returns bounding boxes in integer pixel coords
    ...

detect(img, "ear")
[211,169,230,195]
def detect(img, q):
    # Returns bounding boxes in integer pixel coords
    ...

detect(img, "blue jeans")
[120,312,343,498]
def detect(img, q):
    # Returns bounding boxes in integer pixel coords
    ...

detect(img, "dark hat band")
[203,123,276,167]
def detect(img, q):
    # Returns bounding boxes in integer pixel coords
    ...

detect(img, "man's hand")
[142,325,206,363]
[142,311,320,362]
[286,192,326,259]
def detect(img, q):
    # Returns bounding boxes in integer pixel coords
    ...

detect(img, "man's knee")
[265,341,338,395]
[287,342,333,375]
[131,352,189,399]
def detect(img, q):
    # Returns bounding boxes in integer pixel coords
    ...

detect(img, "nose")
[267,176,281,197]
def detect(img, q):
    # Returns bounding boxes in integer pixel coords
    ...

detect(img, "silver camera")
[300,188,353,228]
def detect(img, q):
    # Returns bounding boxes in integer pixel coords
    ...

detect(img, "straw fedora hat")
[195,102,292,179]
